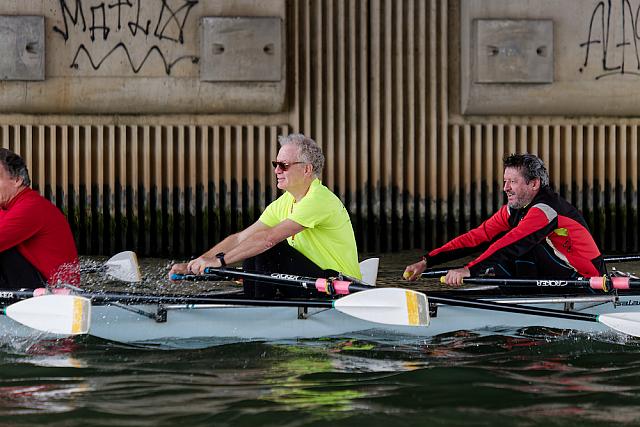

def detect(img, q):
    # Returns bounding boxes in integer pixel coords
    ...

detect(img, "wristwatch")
[215,252,226,267]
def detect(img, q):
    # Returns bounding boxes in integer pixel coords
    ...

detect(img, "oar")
[603,254,640,263]
[178,268,640,336]
[445,276,640,292]
[2,294,91,335]
[96,282,640,337]
[82,251,142,283]
[421,253,640,278]
[173,267,374,295]
[0,287,429,331]
[425,293,640,337]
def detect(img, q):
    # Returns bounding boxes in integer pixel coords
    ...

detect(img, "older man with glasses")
[169,133,361,298]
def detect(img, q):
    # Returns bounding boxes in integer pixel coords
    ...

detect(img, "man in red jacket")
[0,148,79,288]
[403,154,606,286]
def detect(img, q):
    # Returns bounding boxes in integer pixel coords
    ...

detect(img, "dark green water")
[2,252,640,426]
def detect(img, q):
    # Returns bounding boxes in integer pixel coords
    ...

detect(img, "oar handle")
[421,268,454,278]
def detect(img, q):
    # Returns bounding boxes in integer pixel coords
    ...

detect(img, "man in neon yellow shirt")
[169,133,360,298]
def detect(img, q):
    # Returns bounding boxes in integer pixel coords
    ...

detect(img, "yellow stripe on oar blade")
[72,297,91,334]
[405,290,429,326]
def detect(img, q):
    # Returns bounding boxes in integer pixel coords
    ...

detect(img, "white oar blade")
[5,295,91,335]
[105,251,142,282]
[599,312,640,337]
[334,288,429,326]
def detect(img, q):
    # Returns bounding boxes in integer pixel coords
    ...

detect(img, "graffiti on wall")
[579,0,640,80]
[53,0,199,75]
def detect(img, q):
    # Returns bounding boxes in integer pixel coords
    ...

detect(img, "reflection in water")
[0,383,91,415]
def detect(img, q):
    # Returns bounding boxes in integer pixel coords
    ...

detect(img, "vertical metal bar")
[141,126,151,254]
[472,124,482,227]
[484,124,496,215]
[427,0,438,247]
[176,125,186,255]
[358,0,370,248]
[129,125,140,250]
[325,0,335,190]
[347,0,358,214]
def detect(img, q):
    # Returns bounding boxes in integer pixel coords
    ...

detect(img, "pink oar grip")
[589,276,608,291]
[611,276,630,290]
[315,278,329,294]
[331,280,352,295]
[314,278,352,295]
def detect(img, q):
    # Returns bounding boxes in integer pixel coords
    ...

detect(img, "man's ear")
[531,177,541,191]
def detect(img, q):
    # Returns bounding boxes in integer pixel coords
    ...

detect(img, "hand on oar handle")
[403,259,427,281]
[168,263,189,280]
[440,267,471,286]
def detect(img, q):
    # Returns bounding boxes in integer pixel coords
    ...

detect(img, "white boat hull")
[2,292,640,345]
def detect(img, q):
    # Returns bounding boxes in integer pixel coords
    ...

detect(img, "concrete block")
[0,15,44,81]
[200,16,283,82]
[475,19,553,84]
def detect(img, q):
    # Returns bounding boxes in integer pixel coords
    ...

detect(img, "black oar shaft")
[175,268,374,295]
[458,276,640,292]
[428,295,598,322]
[85,292,335,308]
[421,269,451,278]
[0,289,37,304]
[0,288,336,309]
[604,254,640,263]
[460,277,593,287]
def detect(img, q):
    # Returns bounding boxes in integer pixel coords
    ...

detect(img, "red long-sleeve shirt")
[0,188,79,285]
[427,187,605,278]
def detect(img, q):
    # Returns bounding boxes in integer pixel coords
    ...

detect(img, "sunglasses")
[271,161,305,171]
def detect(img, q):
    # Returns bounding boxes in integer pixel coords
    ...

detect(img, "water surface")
[2,251,640,426]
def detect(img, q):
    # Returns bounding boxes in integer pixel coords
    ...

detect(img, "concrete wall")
[0,0,638,256]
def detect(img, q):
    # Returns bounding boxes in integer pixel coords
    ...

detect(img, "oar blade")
[334,288,430,326]
[105,251,142,282]
[5,295,91,335]
[599,312,640,338]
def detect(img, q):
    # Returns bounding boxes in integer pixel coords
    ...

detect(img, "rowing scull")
[1,288,639,346]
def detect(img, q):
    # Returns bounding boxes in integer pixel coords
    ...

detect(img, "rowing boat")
[76,291,640,343]
[1,287,639,346]
[1,252,640,347]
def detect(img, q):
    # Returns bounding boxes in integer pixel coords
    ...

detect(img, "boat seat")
[359,257,379,286]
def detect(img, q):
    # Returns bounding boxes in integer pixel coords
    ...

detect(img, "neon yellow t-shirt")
[259,178,361,278]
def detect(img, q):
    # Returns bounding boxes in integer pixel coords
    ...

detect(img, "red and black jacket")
[426,187,605,277]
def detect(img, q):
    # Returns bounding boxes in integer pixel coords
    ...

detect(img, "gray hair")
[0,148,30,187]
[503,153,549,188]
[278,133,325,176]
